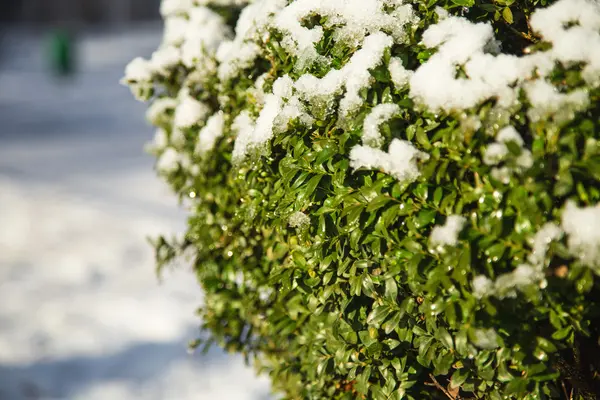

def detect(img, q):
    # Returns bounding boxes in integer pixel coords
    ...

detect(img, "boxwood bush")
[123,0,600,398]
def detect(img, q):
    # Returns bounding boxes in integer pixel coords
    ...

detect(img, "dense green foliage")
[127,0,600,398]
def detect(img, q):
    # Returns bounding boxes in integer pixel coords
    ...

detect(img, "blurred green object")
[48,29,75,76]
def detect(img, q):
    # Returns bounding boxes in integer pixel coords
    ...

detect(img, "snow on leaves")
[123,0,600,299]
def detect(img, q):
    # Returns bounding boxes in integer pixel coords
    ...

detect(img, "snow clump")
[157,147,182,174]
[174,88,211,129]
[472,328,501,350]
[274,0,417,70]
[429,215,467,250]
[196,111,226,155]
[561,201,600,269]
[410,0,600,119]
[350,140,429,183]
[289,211,311,229]
[472,223,564,299]
[483,126,533,184]
[362,104,401,148]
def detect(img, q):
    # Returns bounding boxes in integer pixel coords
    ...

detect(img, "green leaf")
[362,273,377,298]
[298,174,323,203]
[382,86,393,104]
[451,0,474,6]
[502,7,513,24]
[433,351,454,375]
[292,251,307,268]
[479,3,497,12]
[436,327,454,350]
[382,310,403,335]
[415,209,436,228]
[552,326,572,340]
[450,368,469,389]
[416,127,431,150]
[356,365,372,394]
[485,242,506,261]
[433,187,443,207]
[384,277,398,302]
[454,329,468,356]
[367,305,392,327]
[367,195,392,212]
[505,378,528,395]
[536,337,557,353]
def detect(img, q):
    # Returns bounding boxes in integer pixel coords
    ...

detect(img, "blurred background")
[0,1,271,399]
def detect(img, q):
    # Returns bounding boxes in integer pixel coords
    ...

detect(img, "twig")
[561,381,569,399]
[505,23,539,44]
[525,16,536,40]
[428,374,457,400]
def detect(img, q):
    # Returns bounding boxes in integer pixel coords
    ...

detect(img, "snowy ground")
[0,25,271,400]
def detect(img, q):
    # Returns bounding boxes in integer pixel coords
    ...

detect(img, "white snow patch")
[350,139,429,183]
[231,111,258,162]
[123,57,154,82]
[151,45,182,75]
[460,114,482,133]
[472,275,494,299]
[388,57,412,90]
[157,147,182,173]
[272,74,294,100]
[435,6,449,20]
[145,128,170,154]
[529,0,600,86]
[234,93,282,160]
[216,0,286,81]
[561,201,600,268]
[173,89,210,129]
[528,222,563,266]
[288,211,311,228]
[146,97,178,125]
[483,125,533,180]
[472,221,563,299]
[338,32,395,118]
[196,111,225,154]
[472,328,500,350]
[490,166,511,185]
[160,0,194,17]
[410,17,508,112]
[524,80,589,123]
[181,7,231,68]
[410,0,600,113]
[483,126,525,166]
[275,95,314,132]
[429,215,466,249]
[294,32,394,120]
[121,57,154,101]
[494,264,543,298]
[496,125,524,146]
[232,75,314,162]
[163,16,189,46]
[362,103,400,147]
[483,142,509,166]
[274,0,416,69]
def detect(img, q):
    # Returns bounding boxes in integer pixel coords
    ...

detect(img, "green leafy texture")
[139,0,600,399]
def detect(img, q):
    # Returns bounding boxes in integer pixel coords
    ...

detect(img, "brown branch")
[504,22,539,44]
[428,374,457,400]
[561,381,569,400]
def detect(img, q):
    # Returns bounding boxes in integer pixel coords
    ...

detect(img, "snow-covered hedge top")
[123,0,600,398]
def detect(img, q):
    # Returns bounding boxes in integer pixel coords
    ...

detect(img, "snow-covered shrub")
[123,0,600,398]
